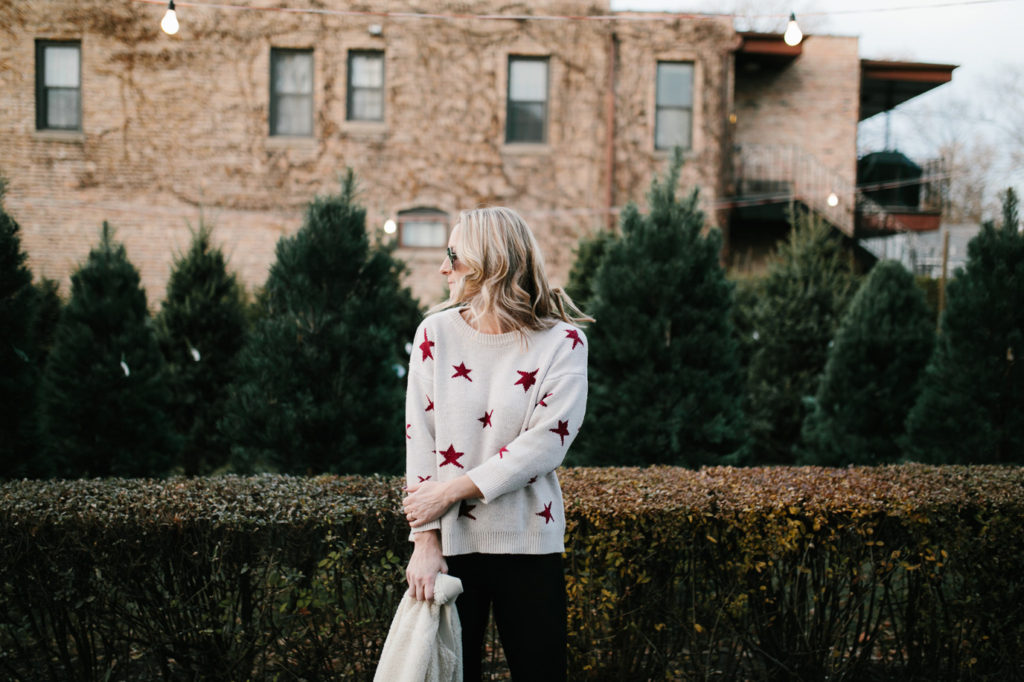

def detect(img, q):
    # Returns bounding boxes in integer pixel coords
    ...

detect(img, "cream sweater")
[374,573,463,682]
[405,307,588,556]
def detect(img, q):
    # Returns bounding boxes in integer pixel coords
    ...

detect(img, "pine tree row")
[3,163,1022,477]
[1,173,419,478]
[566,157,1023,468]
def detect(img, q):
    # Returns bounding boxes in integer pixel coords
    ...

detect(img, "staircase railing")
[732,143,856,235]
[732,143,948,238]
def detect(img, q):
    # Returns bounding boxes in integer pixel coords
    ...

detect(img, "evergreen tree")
[0,178,40,477]
[800,260,934,465]
[565,229,617,309]
[730,275,767,378]
[155,223,248,475]
[221,174,421,475]
[573,151,745,467]
[905,188,1024,463]
[745,207,856,465]
[39,223,178,477]
[30,278,62,373]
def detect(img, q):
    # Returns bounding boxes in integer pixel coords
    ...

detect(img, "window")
[655,61,694,151]
[398,208,449,248]
[36,40,81,130]
[347,51,384,121]
[270,48,313,136]
[506,57,548,144]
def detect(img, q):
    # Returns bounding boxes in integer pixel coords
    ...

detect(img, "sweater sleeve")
[405,326,440,535]
[466,332,588,504]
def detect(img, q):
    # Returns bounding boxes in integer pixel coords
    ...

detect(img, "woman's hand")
[403,476,484,528]
[407,531,447,601]
[402,480,453,527]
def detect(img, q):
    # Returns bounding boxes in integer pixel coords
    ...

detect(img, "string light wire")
[130,0,1024,24]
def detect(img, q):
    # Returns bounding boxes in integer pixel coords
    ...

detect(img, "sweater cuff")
[465,466,508,505]
[407,520,441,542]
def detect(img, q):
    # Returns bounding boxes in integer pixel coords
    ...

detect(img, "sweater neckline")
[447,307,523,347]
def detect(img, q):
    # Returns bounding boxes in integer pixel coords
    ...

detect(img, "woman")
[401,206,590,681]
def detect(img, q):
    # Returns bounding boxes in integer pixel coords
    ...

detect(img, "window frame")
[346,50,385,122]
[397,208,450,249]
[505,56,549,144]
[654,60,695,152]
[269,47,314,137]
[35,39,82,131]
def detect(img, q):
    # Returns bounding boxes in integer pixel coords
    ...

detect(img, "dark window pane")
[655,108,692,150]
[350,54,383,88]
[351,88,383,121]
[276,94,312,135]
[401,220,447,247]
[273,52,312,96]
[271,49,313,136]
[506,57,548,143]
[38,43,81,130]
[47,88,80,129]
[347,52,384,121]
[507,101,545,143]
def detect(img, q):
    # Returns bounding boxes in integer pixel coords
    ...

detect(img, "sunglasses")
[446,247,458,267]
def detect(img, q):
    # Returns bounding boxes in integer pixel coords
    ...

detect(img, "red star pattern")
[419,329,435,361]
[514,369,539,392]
[565,328,584,349]
[537,501,554,524]
[418,475,431,482]
[478,409,493,428]
[458,500,477,520]
[538,392,553,407]
[550,419,570,445]
[498,446,509,459]
[425,396,434,412]
[406,423,412,440]
[452,362,473,381]
[439,444,465,469]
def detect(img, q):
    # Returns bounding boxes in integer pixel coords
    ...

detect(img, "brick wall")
[733,34,860,193]
[2,0,734,307]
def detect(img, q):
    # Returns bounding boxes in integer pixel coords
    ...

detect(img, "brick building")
[0,0,954,307]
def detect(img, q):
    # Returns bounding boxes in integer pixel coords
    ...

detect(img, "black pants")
[445,553,567,682]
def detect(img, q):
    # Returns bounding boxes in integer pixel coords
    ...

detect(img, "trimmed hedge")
[2,466,1022,680]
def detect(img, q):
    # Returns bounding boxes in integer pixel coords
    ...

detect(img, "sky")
[610,0,1024,193]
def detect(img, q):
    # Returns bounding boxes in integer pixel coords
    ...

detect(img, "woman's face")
[440,222,469,289]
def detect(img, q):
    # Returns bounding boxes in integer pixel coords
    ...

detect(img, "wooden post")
[937,229,950,331]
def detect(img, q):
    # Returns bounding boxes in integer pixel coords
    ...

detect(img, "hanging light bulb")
[161,0,179,35]
[783,12,803,47]
[827,192,839,207]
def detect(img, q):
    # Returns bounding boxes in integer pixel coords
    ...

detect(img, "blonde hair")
[428,207,592,334]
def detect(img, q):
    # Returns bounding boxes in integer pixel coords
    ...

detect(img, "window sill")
[501,142,551,155]
[33,129,85,143]
[265,135,317,150]
[341,120,387,138]
[653,147,696,160]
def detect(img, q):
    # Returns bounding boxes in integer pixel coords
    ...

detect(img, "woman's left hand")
[403,480,452,527]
